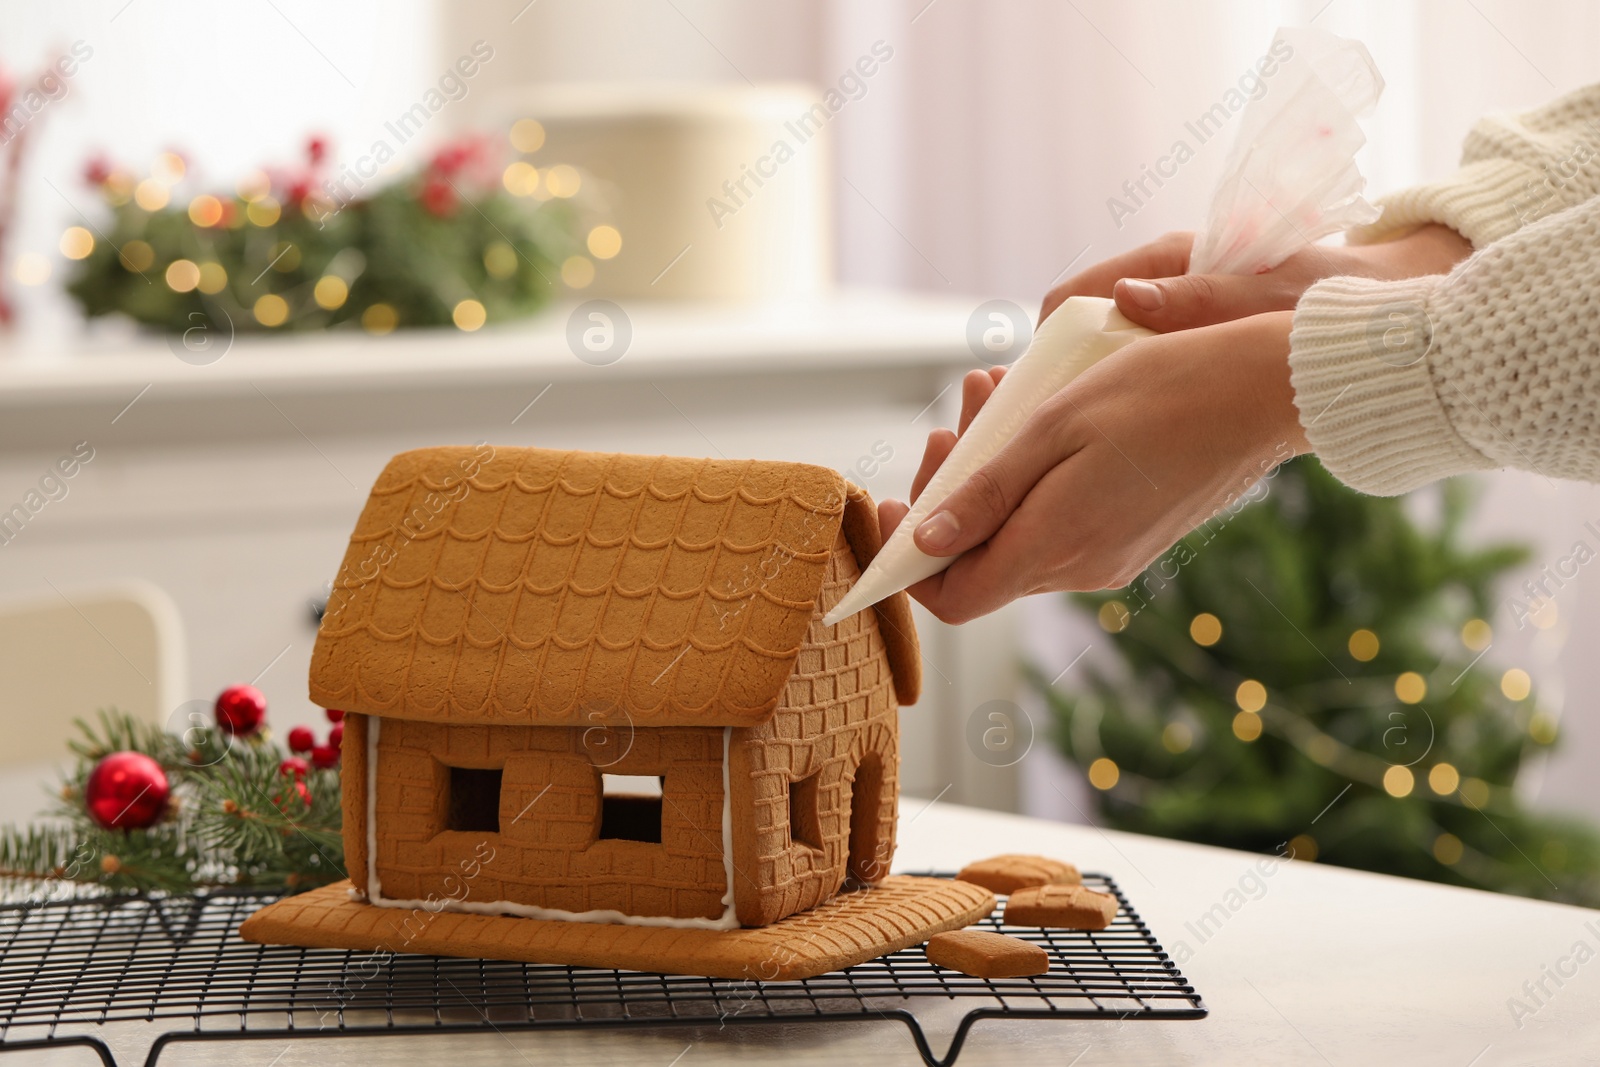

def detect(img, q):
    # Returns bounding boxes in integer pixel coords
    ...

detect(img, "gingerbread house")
[240,447,995,979]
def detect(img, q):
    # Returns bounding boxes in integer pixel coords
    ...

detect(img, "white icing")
[717,724,736,920]
[363,717,739,930]
[365,716,380,899]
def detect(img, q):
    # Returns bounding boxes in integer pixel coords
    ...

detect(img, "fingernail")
[1120,278,1165,311]
[915,511,960,551]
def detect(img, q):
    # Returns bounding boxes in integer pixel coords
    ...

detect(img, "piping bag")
[823,26,1384,628]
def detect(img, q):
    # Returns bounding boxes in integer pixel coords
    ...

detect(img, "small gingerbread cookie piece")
[1003,884,1118,930]
[925,929,1050,978]
[955,853,1082,895]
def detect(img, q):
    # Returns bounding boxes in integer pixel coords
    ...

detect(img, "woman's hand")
[878,311,1304,624]
[1040,224,1471,331]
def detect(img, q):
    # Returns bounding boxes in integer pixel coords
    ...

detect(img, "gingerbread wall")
[729,529,901,927]
[342,711,370,897]
[370,718,728,921]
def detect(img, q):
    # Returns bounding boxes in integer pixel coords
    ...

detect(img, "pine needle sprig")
[0,708,343,900]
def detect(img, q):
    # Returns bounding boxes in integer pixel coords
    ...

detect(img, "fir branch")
[67,706,187,767]
[0,708,343,898]
[188,738,344,889]
[0,823,86,886]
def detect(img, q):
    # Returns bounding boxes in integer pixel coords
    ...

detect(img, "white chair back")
[0,580,186,767]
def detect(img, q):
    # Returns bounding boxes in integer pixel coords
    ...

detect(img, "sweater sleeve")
[1289,193,1600,496]
[1346,83,1600,248]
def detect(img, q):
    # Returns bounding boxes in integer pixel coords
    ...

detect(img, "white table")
[24,799,1599,1067]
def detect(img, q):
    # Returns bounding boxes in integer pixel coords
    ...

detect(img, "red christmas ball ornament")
[85,752,170,830]
[325,708,345,723]
[214,685,267,736]
[287,726,315,754]
[328,723,344,749]
[310,743,339,769]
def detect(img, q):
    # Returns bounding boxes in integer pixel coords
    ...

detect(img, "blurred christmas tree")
[1036,456,1600,906]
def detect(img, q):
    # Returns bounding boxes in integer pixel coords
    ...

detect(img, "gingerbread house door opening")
[847,750,890,883]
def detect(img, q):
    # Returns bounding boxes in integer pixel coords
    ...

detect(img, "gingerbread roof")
[309,446,920,728]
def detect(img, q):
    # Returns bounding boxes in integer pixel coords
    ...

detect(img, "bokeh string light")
[60,135,596,335]
[1066,620,1553,879]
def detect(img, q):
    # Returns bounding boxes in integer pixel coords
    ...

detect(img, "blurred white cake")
[492,83,833,302]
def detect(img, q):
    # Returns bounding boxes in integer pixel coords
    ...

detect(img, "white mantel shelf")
[0,291,987,410]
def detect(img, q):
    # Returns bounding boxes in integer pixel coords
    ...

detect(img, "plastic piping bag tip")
[821,588,873,628]
[822,543,949,629]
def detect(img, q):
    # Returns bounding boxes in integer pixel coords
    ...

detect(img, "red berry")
[279,756,310,778]
[328,723,344,749]
[325,708,345,723]
[311,744,339,769]
[307,136,328,166]
[287,726,315,753]
[214,685,267,736]
[85,752,170,830]
[274,779,312,812]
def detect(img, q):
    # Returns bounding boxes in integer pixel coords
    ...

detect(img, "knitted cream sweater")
[1289,83,1600,495]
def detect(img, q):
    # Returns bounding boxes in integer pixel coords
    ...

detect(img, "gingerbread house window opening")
[789,771,823,852]
[444,765,504,834]
[598,773,664,844]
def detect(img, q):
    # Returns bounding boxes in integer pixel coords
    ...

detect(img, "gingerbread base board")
[239,876,996,981]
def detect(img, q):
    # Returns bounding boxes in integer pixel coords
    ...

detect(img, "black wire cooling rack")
[0,873,1204,1067]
